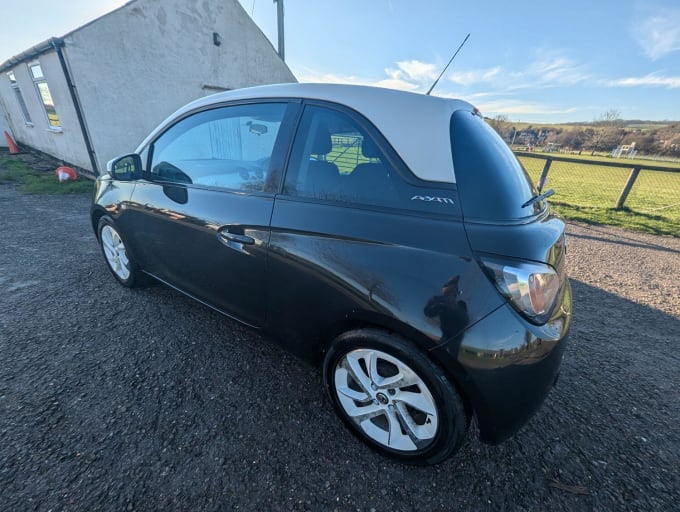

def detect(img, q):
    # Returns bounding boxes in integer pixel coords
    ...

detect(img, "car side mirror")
[108,154,142,181]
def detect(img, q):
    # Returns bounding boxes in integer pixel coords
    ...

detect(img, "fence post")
[537,158,552,192]
[615,167,641,209]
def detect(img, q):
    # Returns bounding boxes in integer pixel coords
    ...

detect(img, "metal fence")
[515,151,680,233]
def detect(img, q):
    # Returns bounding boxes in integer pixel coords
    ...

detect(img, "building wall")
[0,52,91,167]
[0,102,10,146]
[65,0,296,172]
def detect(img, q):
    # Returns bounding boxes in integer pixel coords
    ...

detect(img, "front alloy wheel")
[98,216,141,287]
[101,225,131,281]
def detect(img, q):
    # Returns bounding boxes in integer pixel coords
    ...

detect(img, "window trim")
[6,71,33,126]
[28,61,61,130]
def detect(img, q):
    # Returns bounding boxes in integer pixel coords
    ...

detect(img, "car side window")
[150,103,287,192]
[284,105,403,207]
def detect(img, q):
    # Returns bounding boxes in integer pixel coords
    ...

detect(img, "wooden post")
[615,167,641,209]
[537,158,552,192]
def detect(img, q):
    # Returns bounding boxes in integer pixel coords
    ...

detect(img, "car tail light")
[479,256,561,324]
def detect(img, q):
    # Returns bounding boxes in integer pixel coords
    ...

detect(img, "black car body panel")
[266,197,505,360]
[91,84,573,456]
[431,274,571,444]
[126,182,273,327]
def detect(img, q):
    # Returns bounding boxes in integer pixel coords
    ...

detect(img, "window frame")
[28,61,61,130]
[144,99,301,196]
[6,71,33,126]
[279,99,459,217]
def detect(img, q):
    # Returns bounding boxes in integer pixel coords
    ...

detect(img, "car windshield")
[450,110,542,221]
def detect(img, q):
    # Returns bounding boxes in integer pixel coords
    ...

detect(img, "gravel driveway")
[1,183,678,511]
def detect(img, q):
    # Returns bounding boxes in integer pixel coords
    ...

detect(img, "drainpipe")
[274,0,285,61]
[51,38,100,176]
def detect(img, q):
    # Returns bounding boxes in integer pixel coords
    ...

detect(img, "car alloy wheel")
[101,225,131,281]
[323,329,468,465]
[98,216,142,287]
[334,348,438,451]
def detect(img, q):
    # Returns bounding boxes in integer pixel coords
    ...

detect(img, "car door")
[127,101,296,327]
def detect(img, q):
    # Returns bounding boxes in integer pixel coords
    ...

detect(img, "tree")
[551,129,587,151]
[488,115,510,140]
[587,109,625,154]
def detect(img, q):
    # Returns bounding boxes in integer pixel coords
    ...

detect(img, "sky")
[1,0,679,123]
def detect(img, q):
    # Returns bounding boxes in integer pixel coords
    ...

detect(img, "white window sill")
[47,127,63,133]
[25,123,34,127]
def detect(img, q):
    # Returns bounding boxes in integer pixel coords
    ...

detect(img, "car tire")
[323,328,469,465]
[98,216,142,288]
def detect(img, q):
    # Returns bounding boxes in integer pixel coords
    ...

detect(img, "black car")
[92,83,571,465]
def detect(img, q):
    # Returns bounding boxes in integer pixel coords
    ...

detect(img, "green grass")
[326,136,372,174]
[0,157,93,195]
[518,156,680,237]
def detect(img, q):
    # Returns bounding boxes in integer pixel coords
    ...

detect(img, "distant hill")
[485,117,680,156]
[504,120,676,132]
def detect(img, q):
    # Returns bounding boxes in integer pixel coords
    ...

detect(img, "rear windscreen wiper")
[522,188,555,209]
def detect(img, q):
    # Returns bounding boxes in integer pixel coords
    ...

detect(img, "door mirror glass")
[108,154,142,181]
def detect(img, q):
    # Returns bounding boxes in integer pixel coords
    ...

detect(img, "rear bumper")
[431,279,572,444]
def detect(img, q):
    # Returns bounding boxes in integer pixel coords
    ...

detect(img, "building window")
[6,71,33,125]
[28,63,60,129]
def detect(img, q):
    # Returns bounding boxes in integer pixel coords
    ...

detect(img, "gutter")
[1,37,100,175]
[51,39,100,175]
[0,37,63,73]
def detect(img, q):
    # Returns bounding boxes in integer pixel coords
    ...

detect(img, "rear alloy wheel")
[98,216,140,287]
[323,329,469,465]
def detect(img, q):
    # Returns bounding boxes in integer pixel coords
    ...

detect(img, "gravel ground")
[0,183,678,511]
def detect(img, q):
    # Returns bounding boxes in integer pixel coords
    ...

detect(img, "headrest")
[361,137,381,158]
[311,124,332,155]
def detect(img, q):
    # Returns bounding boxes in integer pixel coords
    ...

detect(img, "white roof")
[137,83,475,183]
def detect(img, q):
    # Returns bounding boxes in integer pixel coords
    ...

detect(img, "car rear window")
[450,110,542,221]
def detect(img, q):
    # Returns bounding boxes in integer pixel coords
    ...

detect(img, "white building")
[0,0,295,174]
[0,104,10,146]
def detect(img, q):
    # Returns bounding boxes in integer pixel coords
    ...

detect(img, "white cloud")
[296,51,591,98]
[444,53,589,92]
[373,77,420,92]
[475,99,578,116]
[524,56,590,86]
[295,68,374,86]
[605,74,680,89]
[448,67,501,86]
[297,60,435,92]
[634,9,680,60]
[391,60,439,82]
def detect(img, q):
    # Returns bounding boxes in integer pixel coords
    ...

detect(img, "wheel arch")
[90,206,107,239]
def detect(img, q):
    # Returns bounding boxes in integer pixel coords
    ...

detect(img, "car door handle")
[219,231,255,245]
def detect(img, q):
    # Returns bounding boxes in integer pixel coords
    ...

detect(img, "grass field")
[518,155,680,237]
[0,158,93,195]
[327,136,372,174]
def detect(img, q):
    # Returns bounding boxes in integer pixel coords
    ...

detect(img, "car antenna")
[426,33,470,96]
